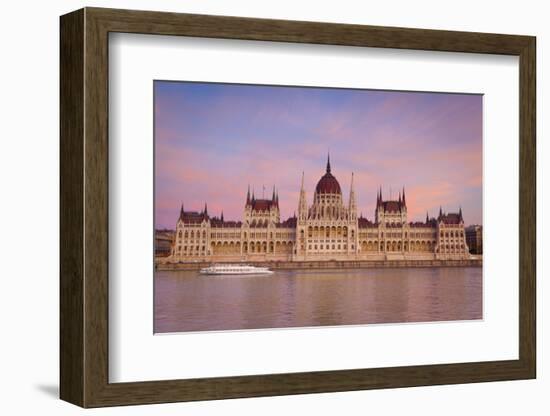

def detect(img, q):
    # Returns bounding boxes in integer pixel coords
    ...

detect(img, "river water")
[154,267,482,333]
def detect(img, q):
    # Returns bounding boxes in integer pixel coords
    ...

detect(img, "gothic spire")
[221,211,224,222]
[349,172,356,208]
[246,184,251,205]
[326,152,331,174]
[402,187,406,206]
[439,206,443,219]
[459,206,463,221]
[204,202,208,215]
[179,203,184,220]
[426,211,429,223]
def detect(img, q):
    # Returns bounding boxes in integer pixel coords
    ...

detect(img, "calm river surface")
[154,267,482,333]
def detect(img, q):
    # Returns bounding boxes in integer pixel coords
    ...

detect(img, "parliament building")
[162,156,470,263]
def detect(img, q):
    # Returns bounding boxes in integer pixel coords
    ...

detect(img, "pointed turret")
[398,190,402,204]
[298,171,308,222]
[348,172,357,220]
[459,206,463,222]
[179,203,184,220]
[221,211,224,222]
[402,187,406,207]
[246,184,251,205]
[272,185,276,202]
[426,211,429,223]
[326,152,331,173]
[203,202,208,215]
[439,206,443,219]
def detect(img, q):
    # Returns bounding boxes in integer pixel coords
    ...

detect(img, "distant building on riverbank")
[155,230,174,257]
[465,225,483,255]
[161,155,471,263]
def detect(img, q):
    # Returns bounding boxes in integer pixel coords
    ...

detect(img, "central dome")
[315,155,342,195]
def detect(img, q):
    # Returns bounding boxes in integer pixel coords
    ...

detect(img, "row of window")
[210,233,241,239]
[307,230,353,238]
[439,244,466,251]
[178,229,465,241]
[178,231,296,240]
[177,245,206,253]
[178,230,206,239]
[440,230,464,238]
[307,244,353,251]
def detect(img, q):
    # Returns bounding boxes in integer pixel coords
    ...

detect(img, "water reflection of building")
[162,155,471,263]
[465,225,483,255]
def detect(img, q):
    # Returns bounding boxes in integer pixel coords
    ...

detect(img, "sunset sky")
[154,81,482,229]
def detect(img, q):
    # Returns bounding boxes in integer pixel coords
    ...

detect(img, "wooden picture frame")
[60,7,536,408]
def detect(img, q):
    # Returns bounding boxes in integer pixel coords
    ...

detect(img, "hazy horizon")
[155,81,482,229]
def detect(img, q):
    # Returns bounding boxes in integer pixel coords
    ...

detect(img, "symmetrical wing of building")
[162,156,471,263]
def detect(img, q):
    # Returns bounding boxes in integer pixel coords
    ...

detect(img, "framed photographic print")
[60,7,536,408]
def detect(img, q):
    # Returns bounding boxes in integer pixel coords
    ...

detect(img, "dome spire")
[315,152,341,195]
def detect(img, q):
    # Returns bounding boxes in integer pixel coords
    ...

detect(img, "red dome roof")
[315,154,341,195]
[315,172,341,194]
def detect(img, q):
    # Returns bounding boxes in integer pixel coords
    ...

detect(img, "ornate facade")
[163,156,470,263]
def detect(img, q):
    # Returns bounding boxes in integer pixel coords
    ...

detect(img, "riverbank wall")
[156,258,482,271]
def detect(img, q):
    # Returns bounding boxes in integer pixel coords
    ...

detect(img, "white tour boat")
[200,264,274,275]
